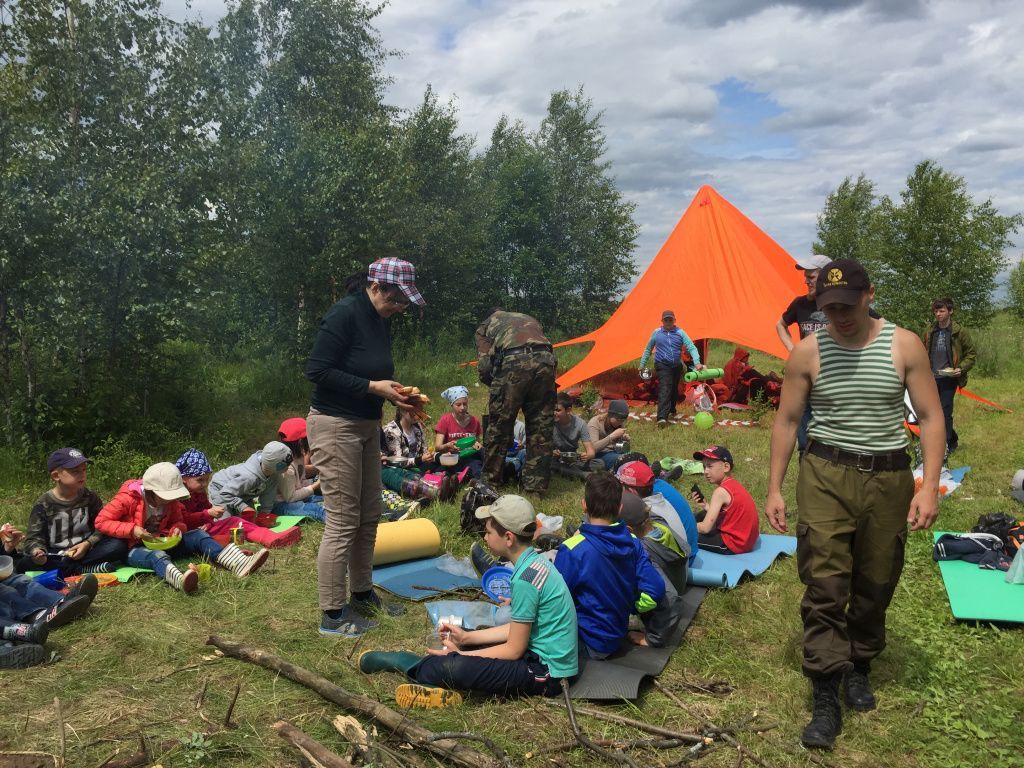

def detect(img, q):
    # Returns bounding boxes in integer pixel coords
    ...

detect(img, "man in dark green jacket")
[923,298,977,454]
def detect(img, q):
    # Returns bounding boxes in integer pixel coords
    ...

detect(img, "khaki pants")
[307,410,384,612]
[795,452,913,678]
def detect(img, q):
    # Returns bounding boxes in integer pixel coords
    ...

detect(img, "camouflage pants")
[795,452,913,678]
[483,351,557,492]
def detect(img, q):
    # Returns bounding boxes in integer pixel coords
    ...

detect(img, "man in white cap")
[357,495,579,708]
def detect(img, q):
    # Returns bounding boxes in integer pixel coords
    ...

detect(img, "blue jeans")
[505,449,527,475]
[596,451,619,470]
[410,651,563,697]
[126,530,222,578]
[15,535,128,576]
[935,377,958,450]
[272,497,325,518]
[0,574,62,623]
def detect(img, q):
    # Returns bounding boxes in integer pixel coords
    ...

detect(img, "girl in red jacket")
[95,462,269,593]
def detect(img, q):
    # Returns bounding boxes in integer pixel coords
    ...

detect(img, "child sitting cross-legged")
[95,462,269,594]
[358,495,579,709]
[175,449,301,549]
[16,448,127,576]
[554,472,665,658]
[689,445,760,555]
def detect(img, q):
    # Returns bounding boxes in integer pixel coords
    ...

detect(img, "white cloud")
[163,0,1024,278]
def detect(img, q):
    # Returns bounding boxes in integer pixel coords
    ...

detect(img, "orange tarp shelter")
[555,185,805,389]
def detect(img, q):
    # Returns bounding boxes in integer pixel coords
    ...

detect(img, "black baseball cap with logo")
[815,259,871,309]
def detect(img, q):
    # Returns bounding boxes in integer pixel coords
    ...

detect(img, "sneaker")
[0,641,47,669]
[319,608,378,638]
[2,619,48,645]
[43,595,91,630]
[351,589,407,617]
[381,501,418,523]
[664,464,683,482]
[657,419,668,429]
[67,573,98,603]
[394,684,463,709]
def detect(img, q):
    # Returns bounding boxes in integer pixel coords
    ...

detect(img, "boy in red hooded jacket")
[96,462,269,593]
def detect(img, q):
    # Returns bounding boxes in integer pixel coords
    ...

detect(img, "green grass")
[1,335,1023,768]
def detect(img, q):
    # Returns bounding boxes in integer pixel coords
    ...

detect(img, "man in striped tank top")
[766,259,945,750]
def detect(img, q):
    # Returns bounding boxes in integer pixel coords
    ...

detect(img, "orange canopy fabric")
[555,185,805,389]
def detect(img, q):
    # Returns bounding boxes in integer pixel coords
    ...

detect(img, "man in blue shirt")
[639,310,704,426]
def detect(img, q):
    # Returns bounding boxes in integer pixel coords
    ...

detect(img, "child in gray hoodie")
[208,442,295,522]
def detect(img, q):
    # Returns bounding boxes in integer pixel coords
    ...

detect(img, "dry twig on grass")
[207,635,504,768]
[652,680,776,768]
[542,699,704,743]
[273,720,355,768]
[559,679,641,768]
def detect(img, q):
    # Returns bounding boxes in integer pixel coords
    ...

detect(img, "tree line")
[814,161,1021,331]
[0,0,638,446]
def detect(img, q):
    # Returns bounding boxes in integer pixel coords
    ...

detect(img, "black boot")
[801,674,843,750]
[0,640,46,669]
[844,660,876,711]
[1,619,49,646]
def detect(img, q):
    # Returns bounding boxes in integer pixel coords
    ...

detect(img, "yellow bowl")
[142,534,182,550]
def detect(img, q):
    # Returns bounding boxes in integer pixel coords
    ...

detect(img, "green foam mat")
[933,532,1024,623]
[269,515,306,533]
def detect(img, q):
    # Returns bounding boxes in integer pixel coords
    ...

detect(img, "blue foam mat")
[373,556,481,600]
[687,534,797,588]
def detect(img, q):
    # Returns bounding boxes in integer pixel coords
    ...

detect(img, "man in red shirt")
[688,445,759,554]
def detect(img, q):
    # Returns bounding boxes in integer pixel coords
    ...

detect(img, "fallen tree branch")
[652,681,776,768]
[207,635,504,768]
[543,699,704,743]
[273,720,354,768]
[525,737,689,759]
[560,680,641,768]
[422,733,514,768]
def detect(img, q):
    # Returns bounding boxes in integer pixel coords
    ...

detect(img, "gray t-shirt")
[553,415,589,453]
[930,327,952,373]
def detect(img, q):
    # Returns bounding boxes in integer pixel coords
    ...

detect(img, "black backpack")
[971,512,1019,554]
[460,479,500,535]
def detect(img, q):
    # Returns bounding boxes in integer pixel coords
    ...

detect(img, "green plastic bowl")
[142,533,182,551]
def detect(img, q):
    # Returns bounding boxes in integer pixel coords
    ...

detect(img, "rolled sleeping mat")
[684,367,724,382]
[372,517,442,566]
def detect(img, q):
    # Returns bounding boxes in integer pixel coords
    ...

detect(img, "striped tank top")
[807,321,908,453]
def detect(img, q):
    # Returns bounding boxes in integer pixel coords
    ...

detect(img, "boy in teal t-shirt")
[358,495,578,708]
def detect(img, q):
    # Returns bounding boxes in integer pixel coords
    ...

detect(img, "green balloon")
[694,411,714,429]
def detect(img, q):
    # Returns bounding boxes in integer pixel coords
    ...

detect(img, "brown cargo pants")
[795,451,913,678]
[307,409,384,612]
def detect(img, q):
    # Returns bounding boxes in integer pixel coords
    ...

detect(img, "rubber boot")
[395,684,463,709]
[216,542,269,577]
[164,562,199,594]
[844,660,876,711]
[358,650,422,676]
[801,674,843,750]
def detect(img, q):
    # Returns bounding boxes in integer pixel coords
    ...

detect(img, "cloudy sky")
[167,0,1024,279]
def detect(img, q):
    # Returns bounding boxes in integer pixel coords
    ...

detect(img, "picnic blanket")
[688,534,797,588]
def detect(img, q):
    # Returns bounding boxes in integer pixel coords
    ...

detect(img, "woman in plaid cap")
[305,257,425,637]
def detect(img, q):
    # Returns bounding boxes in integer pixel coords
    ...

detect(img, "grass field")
[1,319,1023,768]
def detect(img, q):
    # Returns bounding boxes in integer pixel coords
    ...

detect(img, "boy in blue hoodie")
[554,472,665,658]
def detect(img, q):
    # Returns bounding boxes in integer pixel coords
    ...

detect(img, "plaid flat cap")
[368,257,425,306]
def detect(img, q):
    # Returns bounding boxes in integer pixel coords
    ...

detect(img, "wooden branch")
[652,681,776,768]
[207,635,501,768]
[543,699,704,743]
[273,720,354,768]
[559,680,641,768]
[525,737,690,759]
[223,681,242,728]
[422,733,514,768]
[54,697,66,764]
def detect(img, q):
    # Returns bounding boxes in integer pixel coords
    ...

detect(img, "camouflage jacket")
[475,311,551,384]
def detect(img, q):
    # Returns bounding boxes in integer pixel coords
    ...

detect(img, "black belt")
[502,343,552,356]
[806,440,910,472]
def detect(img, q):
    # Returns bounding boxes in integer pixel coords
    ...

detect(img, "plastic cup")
[0,555,13,580]
[194,563,212,583]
